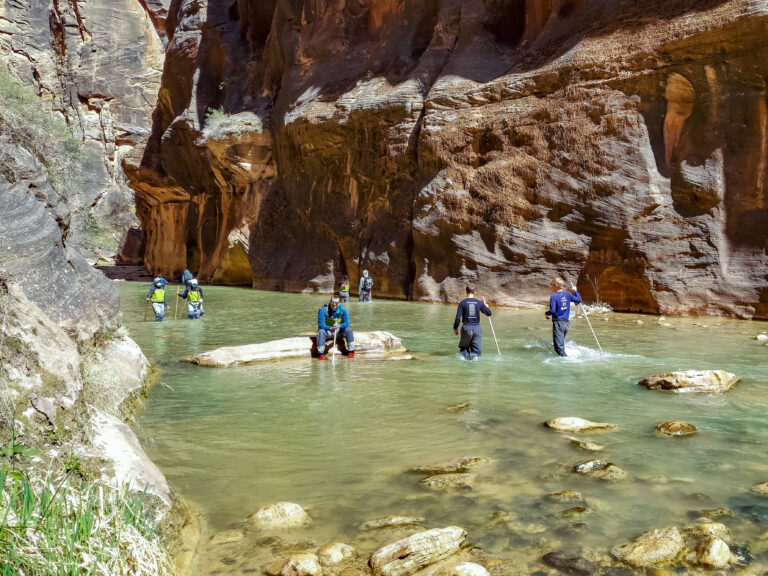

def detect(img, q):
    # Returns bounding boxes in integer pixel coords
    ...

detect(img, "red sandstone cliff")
[126,0,768,318]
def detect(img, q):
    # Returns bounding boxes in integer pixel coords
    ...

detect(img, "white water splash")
[526,338,637,363]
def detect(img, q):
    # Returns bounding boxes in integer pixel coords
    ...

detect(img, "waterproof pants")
[459,324,482,359]
[340,291,349,303]
[187,301,203,319]
[359,290,371,302]
[553,319,569,356]
[317,327,355,353]
[151,302,165,322]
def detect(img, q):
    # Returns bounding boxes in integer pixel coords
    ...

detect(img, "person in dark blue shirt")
[545,277,582,357]
[453,284,492,360]
[316,293,355,359]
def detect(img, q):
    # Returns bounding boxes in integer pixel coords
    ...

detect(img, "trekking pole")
[483,297,501,356]
[174,288,179,320]
[331,327,338,364]
[563,278,603,352]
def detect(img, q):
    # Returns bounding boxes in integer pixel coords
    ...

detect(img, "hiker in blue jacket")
[316,294,355,359]
[545,277,582,357]
[453,284,492,360]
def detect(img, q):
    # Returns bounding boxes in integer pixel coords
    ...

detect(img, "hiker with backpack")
[146,277,169,321]
[339,275,350,302]
[359,270,374,302]
[316,293,355,359]
[177,278,204,319]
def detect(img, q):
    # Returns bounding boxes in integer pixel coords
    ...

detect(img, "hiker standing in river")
[339,275,350,302]
[359,270,373,302]
[178,278,204,319]
[146,277,169,322]
[545,277,582,357]
[316,293,355,359]
[453,284,492,360]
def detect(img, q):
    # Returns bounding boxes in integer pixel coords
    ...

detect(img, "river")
[119,282,768,573]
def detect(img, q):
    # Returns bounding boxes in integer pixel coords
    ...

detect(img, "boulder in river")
[269,554,323,576]
[638,370,739,393]
[574,460,608,474]
[369,526,466,576]
[249,502,311,529]
[696,536,731,568]
[548,490,584,503]
[318,543,356,566]
[545,417,619,432]
[420,473,475,490]
[752,482,768,497]
[360,516,425,531]
[655,421,697,436]
[611,526,684,567]
[449,562,489,576]
[182,331,406,366]
[409,457,491,475]
[542,551,598,575]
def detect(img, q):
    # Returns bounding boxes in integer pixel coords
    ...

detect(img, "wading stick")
[174,287,179,320]
[332,327,338,363]
[563,276,603,353]
[483,297,501,356]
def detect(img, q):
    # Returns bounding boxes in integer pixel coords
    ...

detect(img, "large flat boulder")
[638,370,739,393]
[369,527,466,576]
[181,331,406,366]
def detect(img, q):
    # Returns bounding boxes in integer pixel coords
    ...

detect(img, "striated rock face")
[0,0,166,262]
[129,0,768,317]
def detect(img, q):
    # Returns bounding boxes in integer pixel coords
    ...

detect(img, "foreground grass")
[0,469,174,576]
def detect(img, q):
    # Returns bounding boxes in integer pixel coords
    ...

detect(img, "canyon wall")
[128,0,768,318]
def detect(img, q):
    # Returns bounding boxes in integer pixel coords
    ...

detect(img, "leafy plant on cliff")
[0,66,87,201]
[202,106,263,141]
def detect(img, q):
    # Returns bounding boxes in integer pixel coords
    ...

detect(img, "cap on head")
[190,278,198,286]
[154,277,162,285]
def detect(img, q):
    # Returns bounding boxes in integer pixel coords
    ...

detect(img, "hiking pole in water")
[483,296,501,356]
[174,287,180,320]
[331,327,339,364]
[568,281,603,353]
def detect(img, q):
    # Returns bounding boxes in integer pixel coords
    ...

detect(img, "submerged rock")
[611,527,684,567]
[569,438,605,451]
[420,473,475,490]
[445,402,471,413]
[249,502,311,529]
[360,516,425,531]
[182,331,406,366]
[369,526,466,576]
[684,522,731,542]
[209,529,245,545]
[449,563,489,576]
[318,543,356,566]
[542,551,597,575]
[638,370,739,393]
[545,417,619,432]
[410,457,490,475]
[655,421,697,436]
[589,465,627,481]
[574,460,607,474]
[696,536,731,568]
[548,491,584,503]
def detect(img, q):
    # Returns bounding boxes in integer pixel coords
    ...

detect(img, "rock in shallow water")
[545,417,618,432]
[696,536,731,567]
[369,526,466,576]
[569,438,605,451]
[269,554,323,576]
[542,551,597,575]
[449,562,489,576]
[611,526,684,567]
[409,457,490,475]
[655,421,697,436]
[752,482,768,497]
[318,542,356,566]
[420,473,476,490]
[249,502,311,529]
[359,516,425,531]
[638,370,739,393]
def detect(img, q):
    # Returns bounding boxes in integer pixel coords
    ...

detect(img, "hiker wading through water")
[317,293,355,360]
[359,270,373,302]
[178,278,204,319]
[545,277,582,357]
[339,275,350,303]
[453,284,492,360]
[146,277,169,321]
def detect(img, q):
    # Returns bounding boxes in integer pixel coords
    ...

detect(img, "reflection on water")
[119,283,768,572]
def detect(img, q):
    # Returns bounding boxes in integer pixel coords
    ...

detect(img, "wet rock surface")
[369,527,467,576]
[655,421,697,436]
[611,527,684,567]
[250,502,312,529]
[545,418,619,433]
[639,371,739,393]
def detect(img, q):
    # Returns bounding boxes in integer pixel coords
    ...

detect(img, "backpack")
[364,276,374,290]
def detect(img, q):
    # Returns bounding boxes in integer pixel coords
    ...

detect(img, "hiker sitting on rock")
[146,277,169,322]
[317,293,355,360]
[178,278,204,319]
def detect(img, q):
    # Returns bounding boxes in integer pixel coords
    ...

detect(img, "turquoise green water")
[120,282,768,567]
